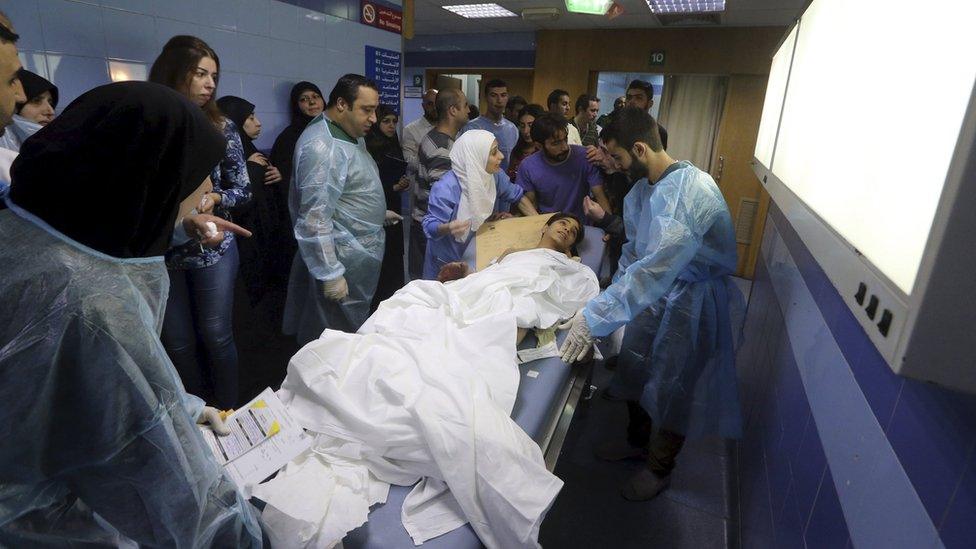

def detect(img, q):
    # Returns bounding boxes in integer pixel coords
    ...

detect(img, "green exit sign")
[649,50,666,66]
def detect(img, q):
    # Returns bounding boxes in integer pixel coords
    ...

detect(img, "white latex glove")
[323,276,349,301]
[384,210,403,226]
[557,310,595,364]
[197,406,231,436]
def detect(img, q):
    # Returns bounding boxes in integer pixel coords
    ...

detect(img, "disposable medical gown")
[0,207,263,548]
[283,116,387,345]
[0,114,43,152]
[255,249,600,549]
[583,162,745,439]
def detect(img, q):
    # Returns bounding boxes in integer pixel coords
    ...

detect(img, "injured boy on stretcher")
[253,213,599,549]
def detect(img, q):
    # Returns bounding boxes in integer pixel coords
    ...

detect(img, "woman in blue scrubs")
[421,129,539,279]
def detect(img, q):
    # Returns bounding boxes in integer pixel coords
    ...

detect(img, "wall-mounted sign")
[412,74,423,87]
[404,86,422,98]
[649,50,666,66]
[361,0,402,34]
[366,45,401,113]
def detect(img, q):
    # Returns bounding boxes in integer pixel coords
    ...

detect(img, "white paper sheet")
[200,388,313,494]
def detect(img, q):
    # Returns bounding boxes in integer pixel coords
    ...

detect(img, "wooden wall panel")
[530,27,785,105]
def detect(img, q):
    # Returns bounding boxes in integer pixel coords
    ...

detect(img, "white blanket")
[254,249,599,548]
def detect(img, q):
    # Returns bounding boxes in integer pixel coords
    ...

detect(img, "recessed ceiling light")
[442,3,518,18]
[565,0,613,15]
[644,0,725,13]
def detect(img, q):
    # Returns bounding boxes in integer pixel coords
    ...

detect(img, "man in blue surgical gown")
[559,107,744,501]
[284,74,390,346]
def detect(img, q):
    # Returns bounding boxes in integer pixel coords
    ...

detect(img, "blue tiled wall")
[737,204,976,548]
[1,0,402,150]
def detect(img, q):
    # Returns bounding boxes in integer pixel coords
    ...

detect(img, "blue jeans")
[162,240,240,408]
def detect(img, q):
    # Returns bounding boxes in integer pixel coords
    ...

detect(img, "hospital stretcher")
[343,225,606,548]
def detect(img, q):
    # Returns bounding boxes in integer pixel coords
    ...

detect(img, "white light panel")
[771,0,976,295]
[442,3,518,18]
[753,24,796,169]
[644,0,725,13]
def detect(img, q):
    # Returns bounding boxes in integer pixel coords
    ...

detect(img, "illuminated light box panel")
[752,0,976,393]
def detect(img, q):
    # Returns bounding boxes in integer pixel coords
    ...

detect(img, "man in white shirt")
[547,88,582,146]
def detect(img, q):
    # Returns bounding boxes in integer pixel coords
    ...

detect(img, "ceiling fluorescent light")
[442,3,518,18]
[644,0,725,13]
[565,0,613,15]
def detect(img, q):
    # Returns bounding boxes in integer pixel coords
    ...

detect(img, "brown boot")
[621,467,670,501]
[594,439,649,461]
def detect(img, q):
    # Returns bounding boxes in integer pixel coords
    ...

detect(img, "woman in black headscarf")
[217,95,292,307]
[365,103,408,308]
[269,81,323,189]
[0,81,261,548]
[15,68,58,126]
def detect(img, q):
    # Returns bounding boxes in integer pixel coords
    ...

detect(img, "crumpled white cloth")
[254,249,599,548]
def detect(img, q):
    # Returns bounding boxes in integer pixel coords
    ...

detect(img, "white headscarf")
[450,129,497,242]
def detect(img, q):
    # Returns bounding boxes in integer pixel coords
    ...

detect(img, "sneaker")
[594,439,649,461]
[621,468,671,501]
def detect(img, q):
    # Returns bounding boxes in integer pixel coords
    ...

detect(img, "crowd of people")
[0,7,743,546]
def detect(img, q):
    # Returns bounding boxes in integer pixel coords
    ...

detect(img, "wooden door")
[435,74,463,91]
[711,74,770,279]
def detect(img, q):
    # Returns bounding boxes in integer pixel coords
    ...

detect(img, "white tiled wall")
[0,0,402,149]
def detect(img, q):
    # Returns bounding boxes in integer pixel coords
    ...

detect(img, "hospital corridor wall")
[1,0,402,151]
[735,204,976,548]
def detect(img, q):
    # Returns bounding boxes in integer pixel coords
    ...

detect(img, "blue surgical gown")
[0,205,263,547]
[0,114,43,152]
[283,116,386,345]
[421,170,524,280]
[583,162,744,439]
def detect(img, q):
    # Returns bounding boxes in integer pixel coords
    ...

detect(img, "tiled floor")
[540,358,736,549]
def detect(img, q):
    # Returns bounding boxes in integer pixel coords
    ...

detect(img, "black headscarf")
[365,104,402,162]
[270,81,323,189]
[364,104,406,211]
[216,95,258,158]
[15,69,59,111]
[9,81,225,258]
[288,81,322,126]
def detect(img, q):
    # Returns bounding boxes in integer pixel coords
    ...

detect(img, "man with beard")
[547,89,583,146]
[559,107,742,502]
[513,112,610,220]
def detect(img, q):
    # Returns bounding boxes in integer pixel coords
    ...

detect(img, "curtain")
[657,75,728,173]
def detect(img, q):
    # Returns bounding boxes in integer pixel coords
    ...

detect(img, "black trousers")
[627,401,686,476]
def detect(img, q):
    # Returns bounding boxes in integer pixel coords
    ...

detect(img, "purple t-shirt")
[514,145,603,219]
